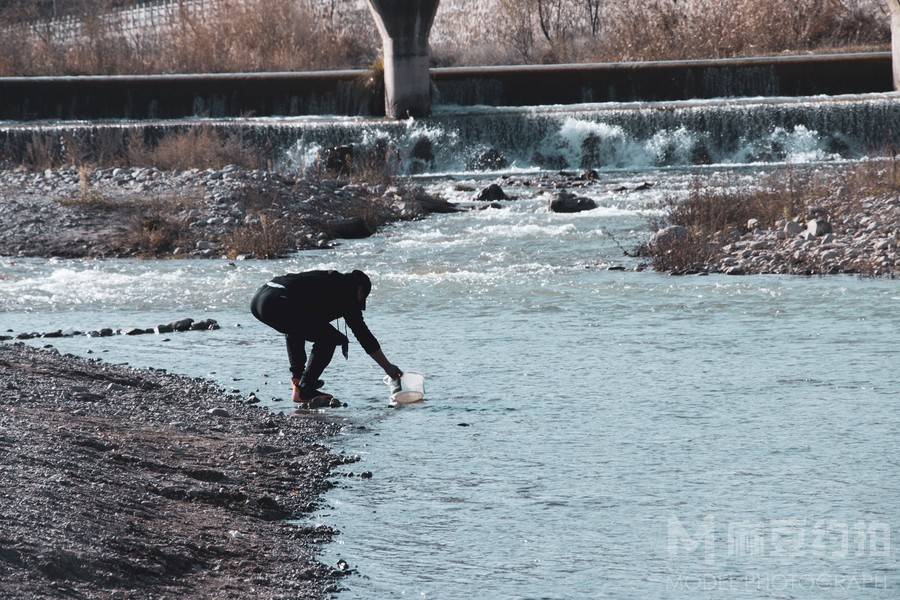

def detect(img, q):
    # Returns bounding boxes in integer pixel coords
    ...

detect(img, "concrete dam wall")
[0,52,891,121]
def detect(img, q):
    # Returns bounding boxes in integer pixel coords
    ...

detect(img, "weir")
[0,53,891,121]
[2,93,899,174]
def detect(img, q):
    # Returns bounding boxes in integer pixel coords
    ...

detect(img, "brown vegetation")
[0,0,376,76]
[4,127,265,171]
[223,214,293,259]
[648,160,900,274]
[0,0,889,75]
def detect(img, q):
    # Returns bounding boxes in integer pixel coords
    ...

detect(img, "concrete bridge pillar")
[890,0,900,89]
[366,0,440,118]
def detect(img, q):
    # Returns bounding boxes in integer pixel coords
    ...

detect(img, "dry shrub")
[0,0,376,76]
[125,211,185,256]
[127,127,262,170]
[592,0,889,62]
[650,231,719,273]
[5,127,263,171]
[223,214,292,259]
[120,192,201,256]
[473,0,888,65]
[57,166,118,208]
[666,173,808,234]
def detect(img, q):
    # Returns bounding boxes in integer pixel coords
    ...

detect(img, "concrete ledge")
[432,52,893,106]
[0,52,892,121]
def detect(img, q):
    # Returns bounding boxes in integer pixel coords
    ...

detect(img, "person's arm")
[369,349,403,380]
[345,311,402,379]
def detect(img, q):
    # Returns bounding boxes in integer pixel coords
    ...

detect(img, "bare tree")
[584,0,602,36]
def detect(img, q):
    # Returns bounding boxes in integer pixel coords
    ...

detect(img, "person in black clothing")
[251,269,403,403]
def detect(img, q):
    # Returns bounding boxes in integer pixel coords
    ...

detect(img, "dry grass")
[648,160,900,273]
[3,127,264,171]
[0,0,376,76]
[125,210,187,256]
[0,0,888,75]
[223,214,293,259]
[57,166,120,208]
[127,128,263,170]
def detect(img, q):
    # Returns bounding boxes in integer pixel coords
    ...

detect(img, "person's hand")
[385,364,403,380]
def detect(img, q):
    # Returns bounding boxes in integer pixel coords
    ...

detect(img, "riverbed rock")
[474,184,509,202]
[784,221,804,236]
[550,191,597,213]
[207,407,230,418]
[325,217,376,240]
[806,219,833,237]
[408,137,435,174]
[169,318,194,332]
[190,319,219,331]
[649,225,689,248]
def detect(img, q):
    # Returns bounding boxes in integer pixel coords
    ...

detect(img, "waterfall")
[1,93,898,174]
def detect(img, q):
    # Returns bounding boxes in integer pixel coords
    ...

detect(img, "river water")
[2,122,900,597]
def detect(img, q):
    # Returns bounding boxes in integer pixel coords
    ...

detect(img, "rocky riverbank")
[0,342,353,599]
[0,165,457,259]
[645,165,899,277]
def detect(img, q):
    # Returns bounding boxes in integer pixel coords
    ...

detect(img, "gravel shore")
[0,165,457,259]
[0,342,351,599]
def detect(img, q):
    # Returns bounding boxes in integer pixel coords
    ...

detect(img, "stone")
[207,408,229,418]
[724,266,745,275]
[747,218,760,230]
[169,319,194,332]
[326,217,376,240]
[408,136,435,173]
[549,191,598,213]
[190,319,219,331]
[154,324,174,334]
[123,328,149,336]
[308,396,332,409]
[474,184,509,202]
[784,221,804,236]
[195,240,216,251]
[806,219,833,237]
[649,225,689,248]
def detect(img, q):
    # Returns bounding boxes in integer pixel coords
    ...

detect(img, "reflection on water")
[1,167,898,599]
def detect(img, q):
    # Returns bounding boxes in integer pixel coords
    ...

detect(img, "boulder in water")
[549,191,597,213]
[326,217,376,240]
[169,318,194,332]
[190,319,220,331]
[474,184,509,202]
[408,137,435,174]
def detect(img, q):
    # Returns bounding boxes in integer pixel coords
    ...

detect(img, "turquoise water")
[1,168,898,599]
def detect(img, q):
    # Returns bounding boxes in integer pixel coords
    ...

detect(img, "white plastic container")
[383,371,425,405]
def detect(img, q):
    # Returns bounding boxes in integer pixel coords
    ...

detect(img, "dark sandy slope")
[0,342,351,599]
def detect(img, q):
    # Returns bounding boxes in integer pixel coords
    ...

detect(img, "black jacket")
[270,270,380,354]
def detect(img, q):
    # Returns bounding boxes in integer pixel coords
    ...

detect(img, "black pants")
[251,285,348,386]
